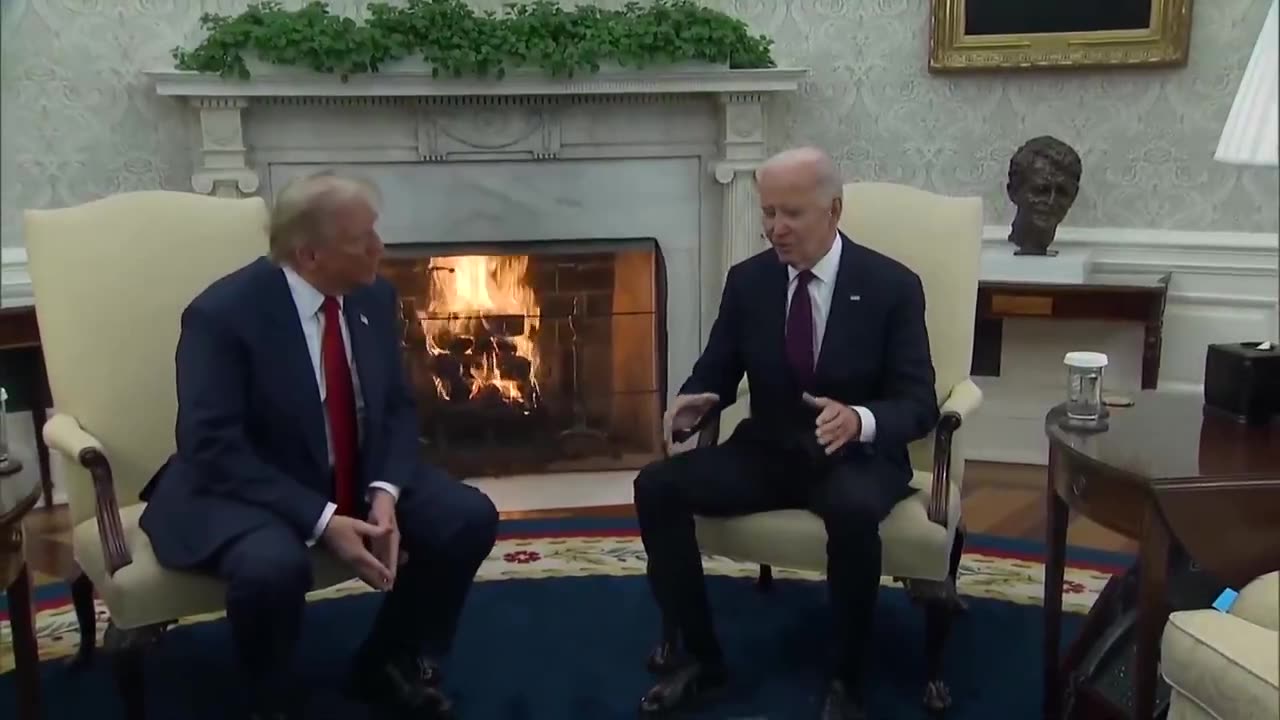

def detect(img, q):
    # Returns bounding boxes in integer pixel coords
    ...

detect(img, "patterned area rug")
[2,520,1122,674]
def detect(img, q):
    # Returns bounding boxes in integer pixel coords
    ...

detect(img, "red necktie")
[321,296,359,516]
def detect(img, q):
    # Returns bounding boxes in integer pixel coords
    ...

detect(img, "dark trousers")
[209,465,498,707]
[633,430,911,686]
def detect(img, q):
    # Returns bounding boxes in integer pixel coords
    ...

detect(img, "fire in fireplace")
[380,239,666,478]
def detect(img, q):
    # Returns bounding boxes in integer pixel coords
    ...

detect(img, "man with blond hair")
[140,170,497,720]
[634,148,938,719]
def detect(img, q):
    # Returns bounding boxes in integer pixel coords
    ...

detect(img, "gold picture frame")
[929,0,1194,72]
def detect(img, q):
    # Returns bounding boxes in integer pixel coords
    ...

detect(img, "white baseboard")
[1,246,33,308]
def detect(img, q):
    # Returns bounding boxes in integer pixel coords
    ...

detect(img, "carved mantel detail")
[416,97,563,162]
[189,97,259,198]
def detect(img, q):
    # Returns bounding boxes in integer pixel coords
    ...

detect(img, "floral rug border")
[1,534,1109,672]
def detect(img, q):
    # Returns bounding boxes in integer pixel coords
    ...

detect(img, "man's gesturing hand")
[662,392,720,454]
[367,489,401,587]
[322,515,393,591]
[803,393,862,455]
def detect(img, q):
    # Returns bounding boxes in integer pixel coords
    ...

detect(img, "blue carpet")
[2,569,1082,719]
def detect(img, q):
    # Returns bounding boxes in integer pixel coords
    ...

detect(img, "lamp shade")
[1215,0,1279,167]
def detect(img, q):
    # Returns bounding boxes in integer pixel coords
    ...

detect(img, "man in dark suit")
[634,148,939,720]
[140,171,498,720]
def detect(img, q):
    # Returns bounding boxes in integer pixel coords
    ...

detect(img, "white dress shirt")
[282,266,399,544]
[784,233,877,442]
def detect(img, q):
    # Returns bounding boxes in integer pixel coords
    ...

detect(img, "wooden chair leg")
[918,528,967,714]
[7,565,42,720]
[103,620,168,720]
[69,571,96,669]
[756,563,774,592]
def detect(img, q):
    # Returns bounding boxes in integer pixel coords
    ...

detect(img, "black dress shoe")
[638,658,728,716]
[351,654,454,719]
[821,679,868,720]
[646,639,680,675]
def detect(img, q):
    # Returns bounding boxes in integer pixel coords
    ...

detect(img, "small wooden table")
[2,465,43,720]
[0,305,53,508]
[973,274,1170,389]
[1042,393,1280,720]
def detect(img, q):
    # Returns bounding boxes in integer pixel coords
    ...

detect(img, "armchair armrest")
[43,413,133,574]
[928,378,984,525]
[940,377,982,421]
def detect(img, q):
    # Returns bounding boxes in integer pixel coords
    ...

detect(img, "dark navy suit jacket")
[140,257,422,569]
[680,233,939,484]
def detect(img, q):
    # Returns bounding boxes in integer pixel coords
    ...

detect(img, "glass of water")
[0,387,11,468]
[1064,352,1108,420]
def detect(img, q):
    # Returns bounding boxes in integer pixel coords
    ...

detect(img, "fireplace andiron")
[557,296,615,458]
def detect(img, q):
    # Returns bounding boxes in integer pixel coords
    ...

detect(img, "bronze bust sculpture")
[1006,136,1082,256]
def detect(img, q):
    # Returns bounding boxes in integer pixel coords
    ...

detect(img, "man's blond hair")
[268,170,381,263]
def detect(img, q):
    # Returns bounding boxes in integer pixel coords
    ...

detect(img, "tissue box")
[1203,342,1280,424]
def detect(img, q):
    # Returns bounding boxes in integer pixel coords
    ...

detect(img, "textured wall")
[3,0,1277,250]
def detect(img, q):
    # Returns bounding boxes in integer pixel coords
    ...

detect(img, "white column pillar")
[190,97,260,198]
[714,92,769,273]
[709,93,771,405]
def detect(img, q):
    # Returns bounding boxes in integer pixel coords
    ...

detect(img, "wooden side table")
[0,305,53,508]
[1042,393,1280,720]
[1,466,43,720]
[972,274,1170,389]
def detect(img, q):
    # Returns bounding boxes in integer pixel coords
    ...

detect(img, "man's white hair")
[756,146,843,201]
[268,170,382,262]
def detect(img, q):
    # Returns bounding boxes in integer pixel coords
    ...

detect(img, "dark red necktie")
[321,296,359,516]
[786,270,816,388]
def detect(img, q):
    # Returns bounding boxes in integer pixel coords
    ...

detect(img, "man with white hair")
[140,170,497,720]
[634,147,938,719]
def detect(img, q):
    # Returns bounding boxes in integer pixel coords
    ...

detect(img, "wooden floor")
[18,461,1135,589]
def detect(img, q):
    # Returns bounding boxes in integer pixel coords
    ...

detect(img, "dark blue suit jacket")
[680,234,939,483]
[140,257,422,569]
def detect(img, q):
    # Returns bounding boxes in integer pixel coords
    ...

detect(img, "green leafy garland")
[172,0,776,80]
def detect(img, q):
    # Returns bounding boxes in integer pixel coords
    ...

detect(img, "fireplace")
[381,239,666,477]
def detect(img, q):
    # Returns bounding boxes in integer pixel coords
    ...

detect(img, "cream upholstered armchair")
[665,182,984,712]
[1160,571,1279,720]
[24,191,356,718]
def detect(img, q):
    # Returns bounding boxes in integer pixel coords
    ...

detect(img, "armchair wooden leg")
[69,571,96,669]
[103,620,168,720]
[756,564,773,592]
[905,527,968,715]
